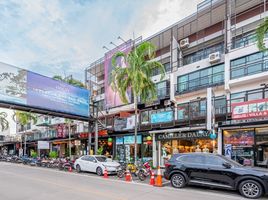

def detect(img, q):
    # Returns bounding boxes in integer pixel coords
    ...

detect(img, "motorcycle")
[137,161,153,181]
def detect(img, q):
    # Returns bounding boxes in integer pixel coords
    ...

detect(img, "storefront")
[222,127,268,167]
[153,130,218,167]
[115,134,152,163]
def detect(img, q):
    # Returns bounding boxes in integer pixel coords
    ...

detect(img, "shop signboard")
[116,137,124,144]
[114,118,127,131]
[0,63,90,118]
[155,131,211,141]
[38,141,49,150]
[123,135,142,144]
[232,98,268,119]
[151,111,173,124]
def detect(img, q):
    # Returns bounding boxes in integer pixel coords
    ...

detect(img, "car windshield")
[220,155,243,167]
[95,156,107,162]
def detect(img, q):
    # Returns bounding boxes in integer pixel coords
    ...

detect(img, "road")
[0,162,264,200]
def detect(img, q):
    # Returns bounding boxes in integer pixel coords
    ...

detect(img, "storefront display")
[155,131,217,166]
[223,129,254,166]
[115,134,152,163]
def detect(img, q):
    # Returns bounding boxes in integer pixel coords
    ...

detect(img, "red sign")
[232,98,268,119]
[78,130,108,139]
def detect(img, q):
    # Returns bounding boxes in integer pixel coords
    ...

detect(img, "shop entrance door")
[255,127,268,168]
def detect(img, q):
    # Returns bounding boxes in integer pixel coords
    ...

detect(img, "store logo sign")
[232,98,268,119]
[156,131,211,141]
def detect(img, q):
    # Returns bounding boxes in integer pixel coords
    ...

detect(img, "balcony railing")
[175,72,224,95]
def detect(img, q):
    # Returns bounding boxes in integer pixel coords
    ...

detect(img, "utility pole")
[94,102,98,154]
[68,121,71,158]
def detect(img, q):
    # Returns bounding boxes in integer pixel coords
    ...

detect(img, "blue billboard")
[0,63,90,117]
[151,111,173,124]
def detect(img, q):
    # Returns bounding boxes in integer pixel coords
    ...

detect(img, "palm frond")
[256,17,268,51]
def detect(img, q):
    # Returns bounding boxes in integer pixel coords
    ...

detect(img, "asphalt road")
[0,162,265,200]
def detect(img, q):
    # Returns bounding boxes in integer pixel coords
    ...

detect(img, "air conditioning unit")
[209,52,221,64]
[179,38,189,48]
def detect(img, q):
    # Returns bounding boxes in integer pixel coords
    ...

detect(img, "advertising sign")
[0,63,90,118]
[104,40,132,109]
[232,98,268,120]
[123,135,142,144]
[114,118,127,131]
[38,141,50,150]
[151,111,173,124]
[224,144,232,158]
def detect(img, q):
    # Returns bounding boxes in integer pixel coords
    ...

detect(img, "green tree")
[13,111,38,156]
[0,112,9,132]
[111,41,165,164]
[256,17,268,51]
[52,75,85,88]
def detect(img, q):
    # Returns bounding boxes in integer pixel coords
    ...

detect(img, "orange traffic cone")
[68,166,72,172]
[154,166,162,187]
[103,168,108,178]
[125,169,132,182]
[150,171,155,186]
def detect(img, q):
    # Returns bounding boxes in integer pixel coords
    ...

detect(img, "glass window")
[247,52,262,62]
[177,104,189,120]
[205,155,224,166]
[189,71,199,81]
[231,68,245,79]
[247,90,263,101]
[95,156,107,162]
[164,62,171,72]
[247,63,262,75]
[178,155,205,164]
[141,111,149,123]
[231,57,246,67]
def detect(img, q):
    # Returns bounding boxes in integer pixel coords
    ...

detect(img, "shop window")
[177,103,189,120]
[141,110,150,124]
[247,90,263,101]
[164,62,171,72]
[223,129,254,165]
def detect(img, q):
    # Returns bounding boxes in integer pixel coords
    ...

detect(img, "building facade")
[85,0,268,167]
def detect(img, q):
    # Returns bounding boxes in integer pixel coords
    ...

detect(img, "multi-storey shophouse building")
[85,0,268,167]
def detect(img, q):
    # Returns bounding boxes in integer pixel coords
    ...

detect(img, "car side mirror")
[222,162,232,169]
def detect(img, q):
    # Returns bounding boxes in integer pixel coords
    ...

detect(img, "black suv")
[164,153,268,199]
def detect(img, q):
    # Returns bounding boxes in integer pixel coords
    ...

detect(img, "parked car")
[74,155,120,176]
[164,153,268,199]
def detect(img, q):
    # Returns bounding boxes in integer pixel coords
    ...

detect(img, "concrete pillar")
[152,133,157,168]
[217,128,223,155]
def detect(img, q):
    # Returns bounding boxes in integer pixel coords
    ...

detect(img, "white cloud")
[123,0,204,40]
[0,0,203,81]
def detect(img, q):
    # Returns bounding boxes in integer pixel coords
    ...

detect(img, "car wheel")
[170,173,186,188]
[239,180,263,199]
[76,164,81,173]
[96,167,103,176]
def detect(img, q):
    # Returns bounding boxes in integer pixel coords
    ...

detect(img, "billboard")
[0,63,89,117]
[38,141,50,150]
[104,40,132,109]
[232,98,268,120]
[151,111,173,124]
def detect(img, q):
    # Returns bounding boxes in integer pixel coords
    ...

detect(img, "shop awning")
[149,126,206,134]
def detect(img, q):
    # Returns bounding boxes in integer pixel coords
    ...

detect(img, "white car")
[74,155,121,176]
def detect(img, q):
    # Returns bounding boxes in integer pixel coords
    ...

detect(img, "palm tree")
[0,112,9,132]
[256,17,268,51]
[13,111,37,156]
[111,41,165,164]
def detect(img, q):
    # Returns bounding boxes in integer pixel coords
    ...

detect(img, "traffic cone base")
[150,171,155,186]
[68,166,72,172]
[103,168,108,178]
[125,169,132,182]
[154,167,162,187]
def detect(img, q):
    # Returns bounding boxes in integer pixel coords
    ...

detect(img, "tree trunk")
[134,94,138,165]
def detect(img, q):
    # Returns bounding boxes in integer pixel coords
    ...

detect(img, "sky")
[0,0,203,82]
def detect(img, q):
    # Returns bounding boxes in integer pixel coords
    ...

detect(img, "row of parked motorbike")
[0,155,74,171]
